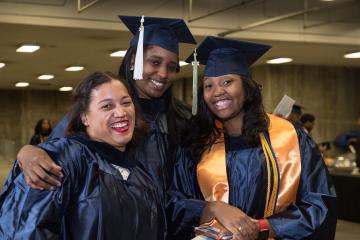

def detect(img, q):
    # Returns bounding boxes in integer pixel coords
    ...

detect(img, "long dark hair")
[187,75,269,161]
[118,46,191,146]
[65,71,148,149]
[34,119,52,136]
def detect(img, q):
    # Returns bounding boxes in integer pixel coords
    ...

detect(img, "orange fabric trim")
[197,134,229,203]
[267,114,301,213]
[197,115,301,213]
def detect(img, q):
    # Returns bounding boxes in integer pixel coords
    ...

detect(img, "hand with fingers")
[17,145,63,190]
[204,201,259,240]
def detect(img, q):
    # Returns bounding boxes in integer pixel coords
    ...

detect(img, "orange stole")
[196,114,301,214]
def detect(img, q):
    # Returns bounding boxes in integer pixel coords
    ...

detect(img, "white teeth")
[111,122,128,128]
[151,79,164,87]
[214,100,231,110]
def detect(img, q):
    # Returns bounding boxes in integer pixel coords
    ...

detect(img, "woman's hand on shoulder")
[201,201,259,240]
[17,145,63,190]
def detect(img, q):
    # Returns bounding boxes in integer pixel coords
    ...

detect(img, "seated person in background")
[29,118,52,145]
[0,72,164,239]
[300,113,315,135]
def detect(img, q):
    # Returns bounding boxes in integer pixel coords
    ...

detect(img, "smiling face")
[203,74,246,124]
[133,45,178,99]
[82,79,135,151]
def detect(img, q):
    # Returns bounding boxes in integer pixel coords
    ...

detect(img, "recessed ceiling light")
[0,63,5,68]
[65,66,84,71]
[266,57,293,64]
[179,61,189,67]
[16,45,40,53]
[321,0,334,2]
[38,74,54,80]
[59,86,73,91]
[344,52,360,59]
[15,82,29,87]
[110,50,127,57]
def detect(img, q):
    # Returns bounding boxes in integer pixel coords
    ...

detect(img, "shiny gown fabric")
[0,135,164,239]
[167,128,337,239]
[47,97,189,208]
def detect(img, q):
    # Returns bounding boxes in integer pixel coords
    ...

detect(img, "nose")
[214,85,225,97]
[113,107,126,118]
[157,65,168,79]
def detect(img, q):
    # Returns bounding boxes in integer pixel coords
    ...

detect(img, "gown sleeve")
[48,114,70,140]
[0,138,80,239]
[166,147,207,239]
[267,130,337,239]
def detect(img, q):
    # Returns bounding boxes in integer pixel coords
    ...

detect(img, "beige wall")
[1,64,360,162]
[181,64,360,148]
[0,90,70,162]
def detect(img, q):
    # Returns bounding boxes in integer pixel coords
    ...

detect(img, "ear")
[81,113,89,126]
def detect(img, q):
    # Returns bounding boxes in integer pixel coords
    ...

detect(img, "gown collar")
[137,89,171,114]
[71,134,139,169]
[224,134,251,151]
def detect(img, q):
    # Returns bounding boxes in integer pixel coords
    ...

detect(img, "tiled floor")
[1,160,360,238]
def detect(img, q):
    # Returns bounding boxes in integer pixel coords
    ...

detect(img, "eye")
[223,79,233,86]
[101,103,113,110]
[149,59,161,66]
[122,100,133,107]
[204,83,212,90]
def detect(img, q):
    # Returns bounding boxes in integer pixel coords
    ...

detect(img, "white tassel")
[133,15,145,80]
[192,49,199,115]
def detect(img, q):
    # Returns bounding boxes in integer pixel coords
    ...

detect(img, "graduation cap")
[186,36,271,114]
[186,36,271,77]
[119,15,196,80]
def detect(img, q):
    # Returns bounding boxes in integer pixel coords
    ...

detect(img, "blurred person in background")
[29,118,52,145]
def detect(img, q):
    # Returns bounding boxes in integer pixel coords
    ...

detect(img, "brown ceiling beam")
[188,0,259,23]
[218,0,357,37]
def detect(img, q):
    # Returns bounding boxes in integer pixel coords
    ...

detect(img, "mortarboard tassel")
[192,49,199,115]
[133,15,145,80]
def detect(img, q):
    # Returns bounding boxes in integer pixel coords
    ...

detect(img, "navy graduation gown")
[47,98,190,208]
[0,135,164,240]
[167,128,337,239]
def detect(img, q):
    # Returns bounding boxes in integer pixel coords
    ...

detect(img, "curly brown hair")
[65,71,148,149]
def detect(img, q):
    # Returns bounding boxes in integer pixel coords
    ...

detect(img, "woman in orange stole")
[167,37,337,240]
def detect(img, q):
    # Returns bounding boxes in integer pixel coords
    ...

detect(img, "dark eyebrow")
[148,55,177,66]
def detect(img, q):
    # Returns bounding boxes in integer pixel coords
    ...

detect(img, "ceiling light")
[344,52,360,59]
[59,86,73,92]
[321,0,334,2]
[65,66,84,71]
[0,63,5,68]
[266,58,293,64]
[15,82,29,87]
[38,74,54,80]
[179,61,189,67]
[110,50,127,57]
[16,45,40,53]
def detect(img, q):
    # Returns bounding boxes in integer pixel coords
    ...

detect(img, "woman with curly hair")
[1,72,164,239]
[167,36,337,240]
[15,16,195,209]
